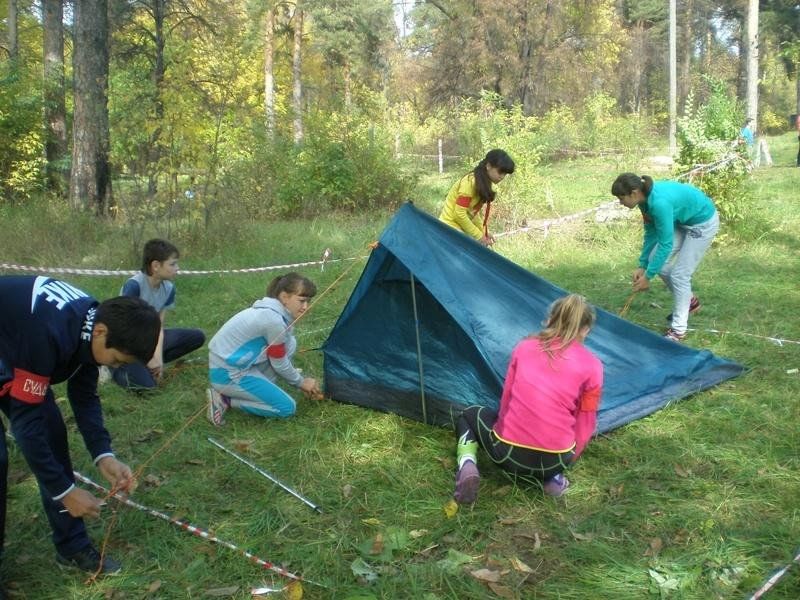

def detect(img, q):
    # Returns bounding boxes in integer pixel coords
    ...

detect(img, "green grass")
[2,134,800,599]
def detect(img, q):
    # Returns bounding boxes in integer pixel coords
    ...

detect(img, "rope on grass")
[494,200,620,240]
[493,153,743,242]
[686,327,800,346]
[747,547,800,600]
[74,472,318,587]
[0,254,367,277]
[674,153,744,181]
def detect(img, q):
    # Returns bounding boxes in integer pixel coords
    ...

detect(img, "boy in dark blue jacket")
[0,276,160,588]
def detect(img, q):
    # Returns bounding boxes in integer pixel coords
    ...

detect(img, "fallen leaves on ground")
[284,581,303,600]
[470,568,501,583]
[509,557,534,573]
[443,499,458,518]
[232,439,253,452]
[644,537,663,557]
[488,582,516,599]
[569,530,594,542]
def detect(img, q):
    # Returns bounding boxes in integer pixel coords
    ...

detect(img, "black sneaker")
[56,546,121,574]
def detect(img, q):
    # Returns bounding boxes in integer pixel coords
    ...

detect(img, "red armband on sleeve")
[10,369,50,404]
[455,196,472,208]
[579,387,601,412]
[266,343,286,359]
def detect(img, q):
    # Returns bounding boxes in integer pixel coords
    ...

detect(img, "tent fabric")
[323,203,744,433]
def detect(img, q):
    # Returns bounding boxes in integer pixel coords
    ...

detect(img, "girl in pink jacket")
[453,294,604,504]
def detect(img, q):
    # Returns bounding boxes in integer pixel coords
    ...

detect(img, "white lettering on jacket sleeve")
[31,276,89,312]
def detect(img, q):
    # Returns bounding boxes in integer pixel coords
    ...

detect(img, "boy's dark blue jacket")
[0,276,112,498]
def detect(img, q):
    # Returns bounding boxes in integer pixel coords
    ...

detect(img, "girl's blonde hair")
[534,294,596,358]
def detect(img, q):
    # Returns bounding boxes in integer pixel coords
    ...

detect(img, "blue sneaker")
[454,461,480,505]
[543,473,570,497]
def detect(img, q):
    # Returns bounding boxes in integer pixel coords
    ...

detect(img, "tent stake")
[409,273,428,424]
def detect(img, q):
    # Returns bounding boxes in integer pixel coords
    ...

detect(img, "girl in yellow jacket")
[439,149,515,246]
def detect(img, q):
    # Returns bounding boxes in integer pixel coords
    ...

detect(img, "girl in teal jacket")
[611,173,719,341]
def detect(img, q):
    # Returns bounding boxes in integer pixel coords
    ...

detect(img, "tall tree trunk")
[679,0,693,113]
[516,5,534,115]
[745,0,759,128]
[796,63,800,114]
[343,61,352,109]
[264,8,275,136]
[70,0,112,215]
[292,5,304,145]
[147,0,166,197]
[669,0,677,155]
[529,0,553,113]
[43,0,68,195]
[7,0,18,61]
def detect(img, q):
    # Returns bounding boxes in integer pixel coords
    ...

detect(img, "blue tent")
[323,203,744,433]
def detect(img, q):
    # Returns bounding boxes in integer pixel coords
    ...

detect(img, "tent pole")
[409,273,428,424]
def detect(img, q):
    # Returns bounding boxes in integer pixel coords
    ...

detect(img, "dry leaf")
[509,557,534,573]
[644,537,663,557]
[361,517,382,526]
[674,464,690,477]
[470,568,501,583]
[570,530,594,542]
[498,517,520,526]
[370,533,385,555]
[146,580,162,593]
[232,439,253,452]
[609,483,625,498]
[143,474,163,488]
[493,485,513,496]
[284,581,303,600]
[488,582,516,599]
[417,543,439,556]
[443,499,459,519]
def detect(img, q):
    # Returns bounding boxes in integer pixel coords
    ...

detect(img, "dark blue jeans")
[1,360,93,558]
[112,327,205,390]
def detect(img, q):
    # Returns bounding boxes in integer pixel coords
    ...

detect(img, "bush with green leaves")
[219,112,413,218]
[675,78,751,223]
[0,65,46,203]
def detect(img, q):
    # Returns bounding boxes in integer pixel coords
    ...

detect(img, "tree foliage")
[0,0,797,216]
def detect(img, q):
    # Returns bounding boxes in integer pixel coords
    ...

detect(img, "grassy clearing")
[2,135,800,599]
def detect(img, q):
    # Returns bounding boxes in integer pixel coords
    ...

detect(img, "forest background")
[1,0,799,220]
[1,1,800,599]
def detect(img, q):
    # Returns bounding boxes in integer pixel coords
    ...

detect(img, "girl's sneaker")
[453,461,480,505]
[206,388,229,426]
[543,473,570,497]
[664,328,686,342]
[666,296,701,322]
